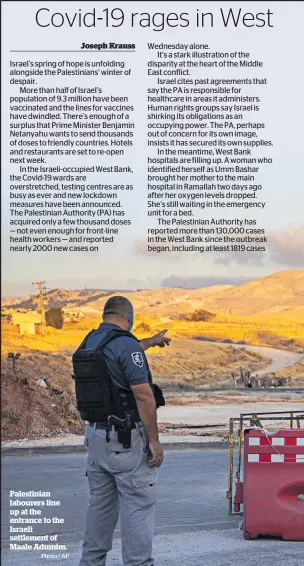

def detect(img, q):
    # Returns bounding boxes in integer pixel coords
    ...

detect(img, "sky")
[1,1,304,296]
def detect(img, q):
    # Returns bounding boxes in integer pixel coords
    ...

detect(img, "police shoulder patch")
[131,352,144,368]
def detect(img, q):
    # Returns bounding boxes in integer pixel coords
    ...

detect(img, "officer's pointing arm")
[140,329,171,351]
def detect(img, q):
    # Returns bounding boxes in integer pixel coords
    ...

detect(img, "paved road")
[2,451,303,566]
[157,402,303,425]
[2,450,237,549]
[200,340,304,377]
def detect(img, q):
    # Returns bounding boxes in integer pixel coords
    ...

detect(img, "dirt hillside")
[67,270,304,317]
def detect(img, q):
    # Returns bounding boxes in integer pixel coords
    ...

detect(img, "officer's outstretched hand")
[151,329,171,348]
[149,440,164,468]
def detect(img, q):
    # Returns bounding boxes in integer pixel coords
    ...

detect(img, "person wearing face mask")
[73,295,171,566]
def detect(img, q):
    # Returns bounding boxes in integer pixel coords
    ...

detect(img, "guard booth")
[227,410,304,540]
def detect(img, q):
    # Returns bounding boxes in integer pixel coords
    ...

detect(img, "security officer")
[78,295,171,566]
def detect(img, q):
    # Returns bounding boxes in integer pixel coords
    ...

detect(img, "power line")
[32,281,47,334]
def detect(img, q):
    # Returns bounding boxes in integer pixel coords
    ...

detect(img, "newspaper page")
[2,1,304,564]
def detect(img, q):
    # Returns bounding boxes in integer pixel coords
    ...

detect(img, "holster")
[117,428,131,448]
[107,415,132,448]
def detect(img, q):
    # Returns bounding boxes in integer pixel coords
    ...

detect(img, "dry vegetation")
[144,339,269,384]
[2,320,270,383]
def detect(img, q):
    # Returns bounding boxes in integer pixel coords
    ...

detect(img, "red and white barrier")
[242,428,304,540]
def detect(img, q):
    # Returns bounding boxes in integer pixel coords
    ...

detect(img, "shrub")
[3,410,20,423]
[184,309,215,322]
[135,322,151,333]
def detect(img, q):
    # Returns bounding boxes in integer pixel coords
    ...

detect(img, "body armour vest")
[72,328,165,423]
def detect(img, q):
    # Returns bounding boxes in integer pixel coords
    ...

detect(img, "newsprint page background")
[1,1,304,565]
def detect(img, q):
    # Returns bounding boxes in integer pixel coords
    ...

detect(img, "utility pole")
[32,281,46,334]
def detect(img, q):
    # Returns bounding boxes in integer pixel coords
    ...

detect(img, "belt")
[88,422,139,430]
